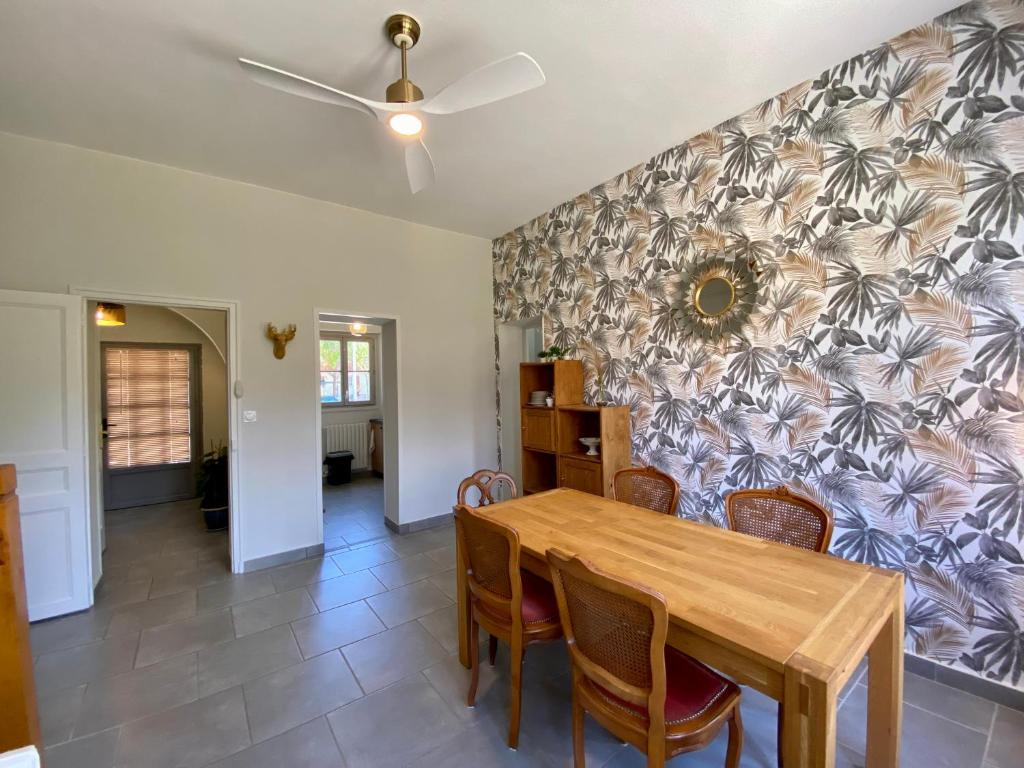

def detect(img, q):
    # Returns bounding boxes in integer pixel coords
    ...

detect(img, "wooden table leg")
[783,658,837,768]
[456,536,471,668]
[866,584,903,767]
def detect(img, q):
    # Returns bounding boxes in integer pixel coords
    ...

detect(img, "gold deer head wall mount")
[266,323,296,359]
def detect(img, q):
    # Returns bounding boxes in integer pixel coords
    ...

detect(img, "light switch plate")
[243,410,257,423]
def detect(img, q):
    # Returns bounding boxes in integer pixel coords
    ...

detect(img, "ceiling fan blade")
[422,52,545,115]
[238,58,381,118]
[405,139,435,194]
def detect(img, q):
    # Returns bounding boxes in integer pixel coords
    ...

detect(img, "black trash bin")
[324,450,354,485]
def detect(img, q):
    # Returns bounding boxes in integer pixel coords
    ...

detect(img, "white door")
[0,290,91,620]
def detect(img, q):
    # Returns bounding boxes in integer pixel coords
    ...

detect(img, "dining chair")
[456,469,519,666]
[454,503,562,749]
[546,548,743,768]
[725,484,833,767]
[612,466,680,515]
[457,468,518,508]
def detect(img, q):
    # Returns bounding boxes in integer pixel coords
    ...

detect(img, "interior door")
[101,344,201,510]
[0,289,91,620]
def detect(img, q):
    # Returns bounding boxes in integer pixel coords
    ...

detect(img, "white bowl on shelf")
[579,437,601,456]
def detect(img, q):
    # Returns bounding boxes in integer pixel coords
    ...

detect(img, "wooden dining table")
[456,488,904,768]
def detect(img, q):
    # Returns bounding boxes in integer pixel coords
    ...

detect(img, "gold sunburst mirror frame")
[672,253,757,342]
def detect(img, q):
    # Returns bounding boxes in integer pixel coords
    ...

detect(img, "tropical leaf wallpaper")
[492,1,1024,690]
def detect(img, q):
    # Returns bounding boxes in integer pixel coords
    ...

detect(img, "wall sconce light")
[265,323,297,359]
[350,322,368,336]
[95,302,127,326]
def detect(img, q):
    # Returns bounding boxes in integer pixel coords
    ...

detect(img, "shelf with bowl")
[518,360,630,498]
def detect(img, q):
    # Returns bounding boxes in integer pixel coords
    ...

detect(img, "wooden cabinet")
[0,465,42,757]
[521,408,555,451]
[518,361,632,498]
[559,456,604,496]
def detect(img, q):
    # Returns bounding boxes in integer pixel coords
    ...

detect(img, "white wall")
[0,131,496,565]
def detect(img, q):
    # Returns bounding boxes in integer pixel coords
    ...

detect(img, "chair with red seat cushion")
[454,504,562,749]
[547,548,742,768]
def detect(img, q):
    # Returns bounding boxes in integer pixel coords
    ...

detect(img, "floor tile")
[838,683,988,768]
[986,705,1024,768]
[407,723,547,768]
[34,633,139,696]
[44,727,120,768]
[903,673,995,733]
[424,544,456,569]
[148,560,232,599]
[418,604,460,653]
[93,577,153,610]
[366,579,452,627]
[197,572,276,613]
[269,557,343,592]
[30,609,113,655]
[208,717,345,768]
[306,570,387,611]
[327,675,465,768]
[343,620,449,694]
[105,591,197,636]
[197,623,302,697]
[422,652,501,724]
[126,552,198,581]
[291,600,385,659]
[370,552,450,589]
[428,569,459,601]
[73,653,198,737]
[38,684,86,746]
[230,587,316,637]
[135,610,235,667]
[243,650,363,742]
[331,542,398,573]
[115,686,250,768]
[388,531,450,559]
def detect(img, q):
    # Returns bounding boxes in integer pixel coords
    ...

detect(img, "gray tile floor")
[31,477,1021,767]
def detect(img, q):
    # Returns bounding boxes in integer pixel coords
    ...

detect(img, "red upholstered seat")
[521,570,559,624]
[593,647,737,725]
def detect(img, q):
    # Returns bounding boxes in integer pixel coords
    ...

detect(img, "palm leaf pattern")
[492,3,1024,689]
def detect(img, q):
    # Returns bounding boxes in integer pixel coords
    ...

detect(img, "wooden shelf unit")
[519,361,631,498]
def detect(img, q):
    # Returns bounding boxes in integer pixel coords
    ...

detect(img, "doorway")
[496,316,543,488]
[81,295,237,583]
[314,311,398,551]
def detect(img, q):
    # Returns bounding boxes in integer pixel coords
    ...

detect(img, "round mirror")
[694,277,736,317]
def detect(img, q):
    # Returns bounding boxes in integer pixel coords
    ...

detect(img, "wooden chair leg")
[489,634,498,666]
[726,704,744,768]
[466,615,480,707]
[572,687,586,768]
[507,636,524,749]
[776,701,783,768]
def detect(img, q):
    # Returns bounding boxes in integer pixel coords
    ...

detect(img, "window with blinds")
[104,346,193,469]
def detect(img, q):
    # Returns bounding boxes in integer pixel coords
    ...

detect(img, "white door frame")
[71,287,243,573]
[311,307,401,539]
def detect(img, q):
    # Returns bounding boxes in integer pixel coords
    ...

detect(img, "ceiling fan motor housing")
[385,13,424,103]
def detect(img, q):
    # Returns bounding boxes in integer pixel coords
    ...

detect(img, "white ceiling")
[0,1,957,238]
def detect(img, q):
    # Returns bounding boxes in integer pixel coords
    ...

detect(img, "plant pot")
[202,503,228,532]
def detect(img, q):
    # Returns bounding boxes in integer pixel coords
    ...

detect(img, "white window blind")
[104,346,192,468]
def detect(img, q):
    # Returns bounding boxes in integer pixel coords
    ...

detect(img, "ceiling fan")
[239,13,546,193]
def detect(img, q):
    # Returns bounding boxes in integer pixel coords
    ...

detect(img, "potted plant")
[537,344,569,361]
[198,443,229,531]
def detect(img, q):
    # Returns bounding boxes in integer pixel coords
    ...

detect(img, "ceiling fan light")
[388,112,423,137]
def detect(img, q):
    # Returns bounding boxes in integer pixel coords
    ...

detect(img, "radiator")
[322,422,370,470]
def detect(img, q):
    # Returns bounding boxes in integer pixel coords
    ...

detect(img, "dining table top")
[474,487,902,683]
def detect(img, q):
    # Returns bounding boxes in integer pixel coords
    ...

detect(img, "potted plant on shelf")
[537,345,569,361]
[199,443,229,531]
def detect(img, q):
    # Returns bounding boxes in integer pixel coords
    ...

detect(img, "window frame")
[319,332,377,408]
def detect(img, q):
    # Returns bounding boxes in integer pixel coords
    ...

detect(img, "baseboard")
[384,510,452,535]
[904,652,1024,711]
[242,546,310,573]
